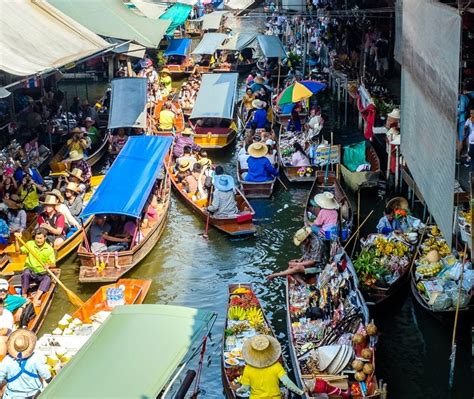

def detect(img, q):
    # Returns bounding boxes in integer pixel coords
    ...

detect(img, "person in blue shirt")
[376,208,401,235]
[250,75,265,93]
[244,142,279,182]
[14,160,43,186]
[246,100,268,130]
[287,110,302,132]
[0,279,27,314]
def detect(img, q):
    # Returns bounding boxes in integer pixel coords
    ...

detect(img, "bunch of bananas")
[430,226,441,237]
[228,306,247,321]
[459,210,472,221]
[232,287,251,294]
[422,237,451,257]
[373,237,409,257]
[246,307,264,327]
[417,262,442,278]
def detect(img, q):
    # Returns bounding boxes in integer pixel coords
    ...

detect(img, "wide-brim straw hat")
[66,150,84,162]
[254,76,265,85]
[214,174,234,192]
[7,329,37,359]
[70,127,82,135]
[248,142,268,158]
[182,127,194,136]
[252,99,266,109]
[387,108,400,119]
[178,160,192,172]
[84,117,95,124]
[4,194,22,210]
[293,226,312,246]
[66,168,85,182]
[48,189,64,203]
[386,196,409,211]
[242,335,281,368]
[65,182,81,194]
[41,194,59,206]
[313,192,339,210]
[161,68,171,75]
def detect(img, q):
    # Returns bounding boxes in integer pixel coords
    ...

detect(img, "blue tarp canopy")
[108,78,147,129]
[159,3,192,36]
[164,38,192,57]
[257,35,287,58]
[82,136,173,218]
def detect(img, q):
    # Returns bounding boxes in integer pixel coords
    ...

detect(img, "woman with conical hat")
[236,335,305,398]
[244,142,279,183]
[309,191,340,237]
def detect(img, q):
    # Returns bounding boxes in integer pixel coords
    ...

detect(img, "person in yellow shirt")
[17,175,46,213]
[66,127,90,158]
[159,68,173,97]
[158,102,176,131]
[237,335,304,398]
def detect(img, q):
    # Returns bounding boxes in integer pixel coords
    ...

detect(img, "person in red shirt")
[37,195,66,249]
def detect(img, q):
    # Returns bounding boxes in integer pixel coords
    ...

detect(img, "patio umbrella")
[277,80,327,106]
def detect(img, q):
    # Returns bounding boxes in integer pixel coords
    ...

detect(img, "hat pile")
[312,344,354,375]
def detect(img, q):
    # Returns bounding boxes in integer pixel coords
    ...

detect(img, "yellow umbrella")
[277,81,313,105]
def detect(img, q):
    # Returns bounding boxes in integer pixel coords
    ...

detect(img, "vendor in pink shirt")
[309,191,339,237]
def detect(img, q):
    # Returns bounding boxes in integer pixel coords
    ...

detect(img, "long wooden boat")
[236,159,276,199]
[153,99,185,134]
[222,283,289,398]
[304,171,353,238]
[286,248,385,398]
[169,166,256,236]
[189,120,237,150]
[49,132,110,173]
[272,104,308,124]
[340,143,381,192]
[8,269,59,333]
[213,60,258,74]
[73,278,151,323]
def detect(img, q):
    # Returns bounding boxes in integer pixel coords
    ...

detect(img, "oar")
[277,176,288,191]
[343,210,374,251]
[203,185,214,239]
[16,236,84,307]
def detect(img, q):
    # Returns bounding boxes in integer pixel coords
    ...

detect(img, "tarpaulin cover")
[257,35,287,58]
[202,10,228,30]
[190,73,238,119]
[41,305,214,398]
[48,0,171,48]
[225,0,254,11]
[400,0,460,246]
[159,3,192,35]
[343,142,367,172]
[164,38,192,56]
[192,33,227,55]
[0,1,109,77]
[82,136,172,218]
[219,32,257,51]
[108,78,147,129]
[131,0,168,19]
[107,38,146,59]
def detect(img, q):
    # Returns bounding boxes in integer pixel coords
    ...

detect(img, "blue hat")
[214,175,234,192]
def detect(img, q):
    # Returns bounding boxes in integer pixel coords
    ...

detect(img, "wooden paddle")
[277,176,288,191]
[203,186,214,239]
[15,235,84,307]
[343,210,375,251]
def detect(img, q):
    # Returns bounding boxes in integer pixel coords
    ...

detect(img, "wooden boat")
[49,132,110,173]
[222,283,289,399]
[153,99,185,134]
[304,170,353,238]
[213,60,258,74]
[78,136,173,283]
[236,159,276,199]
[340,143,381,192]
[164,38,193,79]
[8,269,59,333]
[285,248,385,398]
[184,19,203,38]
[169,166,256,236]
[272,104,308,124]
[73,278,151,323]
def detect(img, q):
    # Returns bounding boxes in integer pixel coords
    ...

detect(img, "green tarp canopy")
[159,3,192,36]
[47,0,171,48]
[343,141,368,172]
[41,305,214,398]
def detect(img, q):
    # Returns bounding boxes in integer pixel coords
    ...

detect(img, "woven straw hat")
[242,335,281,368]
[66,168,85,182]
[387,108,400,119]
[41,194,59,206]
[65,182,81,194]
[7,329,37,359]
[70,127,82,135]
[182,127,194,136]
[313,192,339,210]
[293,226,312,246]
[66,150,84,162]
[254,76,265,85]
[161,68,171,75]
[178,160,192,172]
[248,142,268,158]
[252,99,266,109]
[48,189,64,203]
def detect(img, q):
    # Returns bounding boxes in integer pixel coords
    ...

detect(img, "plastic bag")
[462,269,474,292]
[450,289,471,308]
[431,293,452,311]
[444,263,463,280]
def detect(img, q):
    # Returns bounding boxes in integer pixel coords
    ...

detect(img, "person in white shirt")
[464,110,474,169]
[0,299,13,358]
[239,144,251,170]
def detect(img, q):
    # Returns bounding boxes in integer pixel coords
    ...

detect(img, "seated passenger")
[246,100,268,130]
[48,189,80,230]
[64,183,83,223]
[66,127,89,158]
[37,195,66,249]
[66,151,92,188]
[244,143,279,182]
[175,146,197,172]
[173,128,200,159]
[5,195,26,234]
[291,143,310,167]
[158,102,176,131]
[108,128,128,156]
[310,192,339,236]
[207,175,239,218]
[287,110,302,132]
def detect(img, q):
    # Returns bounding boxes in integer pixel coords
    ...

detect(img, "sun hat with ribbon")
[178,160,192,172]
[66,168,85,182]
[48,189,64,203]
[252,99,266,109]
[242,335,281,368]
[65,182,81,194]
[66,150,84,162]
[387,108,400,119]
[248,142,269,158]
[214,175,235,192]
[182,127,194,136]
[293,226,312,246]
[7,329,37,360]
[41,194,59,206]
[312,192,339,210]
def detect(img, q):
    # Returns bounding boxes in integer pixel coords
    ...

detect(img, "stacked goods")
[279,132,308,167]
[414,226,473,312]
[457,209,472,248]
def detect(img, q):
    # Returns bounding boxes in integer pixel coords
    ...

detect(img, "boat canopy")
[108,78,147,129]
[192,33,227,55]
[41,305,215,398]
[82,136,172,219]
[164,38,192,57]
[190,73,238,120]
[130,0,168,19]
[257,35,287,58]
[107,38,146,59]
[202,10,229,30]
[48,0,171,48]
[159,3,193,36]
[219,32,257,51]
[0,1,109,77]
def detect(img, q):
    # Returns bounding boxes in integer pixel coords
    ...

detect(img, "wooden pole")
[343,210,374,251]
[351,189,362,258]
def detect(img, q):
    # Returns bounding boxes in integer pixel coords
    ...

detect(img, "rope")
[191,335,208,398]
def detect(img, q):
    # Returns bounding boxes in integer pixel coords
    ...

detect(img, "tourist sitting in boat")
[184,163,207,200]
[287,110,302,132]
[306,107,323,138]
[14,159,43,186]
[207,175,239,218]
[180,86,194,109]
[236,335,305,398]
[0,170,18,201]
[37,195,66,249]
[48,189,80,230]
[173,128,200,159]
[176,160,193,183]
[83,117,101,147]
[159,68,173,97]
[0,302,14,359]
[0,329,52,398]
[291,142,310,166]
[5,195,26,234]
[242,88,255,114]
[18,175,46,213]
[310,192,340,237]
[66,152,92,188]
[15,228,56,307]
[267,227,327,282]
[244,143,279,182]
[250,75,266,93]
[246,100,268,130]
[197,149,212,168]
[238,144,250,169]
[89,215,134,254]
[158,102,176,131]
[0,279,27,320]
[266,144,277,165]
[64,183,83,223]
[66,127,90,158]
[62,167,87,195]
[376,207,402,235]
[176,146,197,172]
[108,128,129,156]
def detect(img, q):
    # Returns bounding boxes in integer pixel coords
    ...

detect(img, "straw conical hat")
[242,335,281,368]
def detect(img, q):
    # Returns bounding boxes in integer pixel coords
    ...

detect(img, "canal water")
[49,82,472,397]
